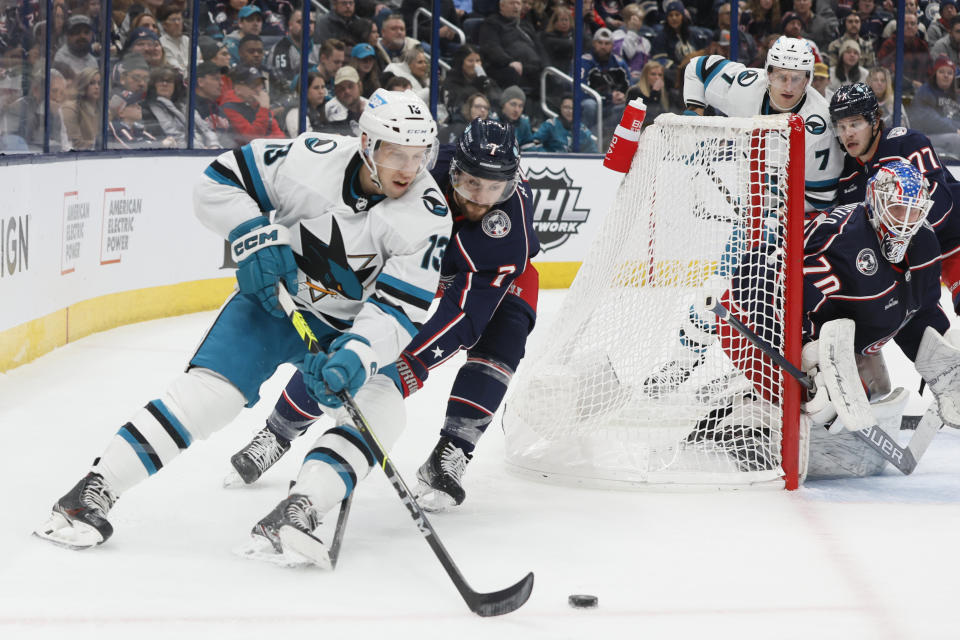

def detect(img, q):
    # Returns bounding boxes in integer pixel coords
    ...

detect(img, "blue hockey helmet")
[865,160,933,263]
[828,82,881,127]
[450,118,521,206]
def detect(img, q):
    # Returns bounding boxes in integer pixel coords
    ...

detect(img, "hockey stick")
[276,285,534,617]
[704,295,936,475]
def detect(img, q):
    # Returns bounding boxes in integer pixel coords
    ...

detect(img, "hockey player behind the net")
[704,160,960,478]
[644,36,845,397]
[830,82,960,316]
[229,118,541,512]
[34,88,450,551]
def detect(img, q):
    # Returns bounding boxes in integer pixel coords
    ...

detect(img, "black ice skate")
[414,436,473,512]
[642,352,706,398]
[227,426,291,486]
[33,472,118,550]
[248,493,334,568]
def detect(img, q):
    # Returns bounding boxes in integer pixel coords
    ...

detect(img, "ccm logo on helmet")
[232,229,279,258]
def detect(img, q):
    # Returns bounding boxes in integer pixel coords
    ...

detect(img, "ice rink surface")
[2,290,959,640]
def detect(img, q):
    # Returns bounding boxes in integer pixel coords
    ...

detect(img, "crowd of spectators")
[1,0,959,154]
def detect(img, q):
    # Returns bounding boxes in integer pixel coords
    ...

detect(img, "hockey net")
[504,114,805,489]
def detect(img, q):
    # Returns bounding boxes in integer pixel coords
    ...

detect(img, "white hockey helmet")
[358,88,438,187]
[765,36,815,77]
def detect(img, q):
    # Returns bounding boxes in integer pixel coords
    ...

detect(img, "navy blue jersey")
[836,126,960,257]
[803,203,949,361]
[403,145,541,375]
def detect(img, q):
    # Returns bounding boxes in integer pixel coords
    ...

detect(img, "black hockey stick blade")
[327,493,353,570]
[468,572,535,617]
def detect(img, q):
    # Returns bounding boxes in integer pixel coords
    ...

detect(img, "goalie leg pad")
[818,319,876,432]
[915,327,960,429]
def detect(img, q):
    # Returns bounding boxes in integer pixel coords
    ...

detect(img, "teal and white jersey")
[194,133,452,369]
[683,55,842,212]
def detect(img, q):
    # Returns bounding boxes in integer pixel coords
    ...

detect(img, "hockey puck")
[568,594,598,609]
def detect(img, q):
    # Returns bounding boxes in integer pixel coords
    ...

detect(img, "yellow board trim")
[0,262,582,373]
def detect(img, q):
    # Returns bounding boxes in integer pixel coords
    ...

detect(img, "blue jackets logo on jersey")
[856,248,878,276]
[805,114,827,135]
[481,209,511,238]
[295,219,378,301]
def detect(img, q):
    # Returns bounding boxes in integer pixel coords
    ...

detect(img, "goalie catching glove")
[915,326,960,429]
[303,334,378,408]
[229,216,298,318]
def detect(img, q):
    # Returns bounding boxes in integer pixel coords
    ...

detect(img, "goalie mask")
[865,160,933,263]
[449,118,521,206]
[358,88,438,190]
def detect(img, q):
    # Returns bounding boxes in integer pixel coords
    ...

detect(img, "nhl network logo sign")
[526,167,590,251]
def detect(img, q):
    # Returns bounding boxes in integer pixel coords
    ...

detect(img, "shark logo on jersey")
[481,209,511,238]
[805,114,827,136]
[737,70,759,86]
[295,219,378,302]
[305,137,337,154]
[527,167,590,251]
[422,188,448,217]
[856,248,878,276]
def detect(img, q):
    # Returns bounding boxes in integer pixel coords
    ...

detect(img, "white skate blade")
[33,512,104,550]
[233,535,312,568]
[414,482,458,513]
[222,471,247,489]
[278,525,332,570]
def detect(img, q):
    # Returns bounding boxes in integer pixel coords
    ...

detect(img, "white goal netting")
[504,114,803,489]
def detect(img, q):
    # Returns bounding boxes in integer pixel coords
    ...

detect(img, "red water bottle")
[602,97,647,173]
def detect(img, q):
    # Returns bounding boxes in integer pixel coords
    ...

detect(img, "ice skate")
[642,353,705,398]
[414,437,472,512]
[33,472,118,550]
[241,494,329,568]
[225,426,291,487]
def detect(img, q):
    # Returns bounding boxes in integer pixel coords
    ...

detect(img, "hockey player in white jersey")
[683,36,843,212]
[33,88,451,552]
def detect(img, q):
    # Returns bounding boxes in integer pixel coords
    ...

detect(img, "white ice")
[2,290,959,640]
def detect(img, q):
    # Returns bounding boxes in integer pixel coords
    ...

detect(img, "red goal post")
[504,113,806,489]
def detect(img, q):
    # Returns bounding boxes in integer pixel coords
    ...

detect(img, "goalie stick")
[704,295,939,475]
[275,285,534,617]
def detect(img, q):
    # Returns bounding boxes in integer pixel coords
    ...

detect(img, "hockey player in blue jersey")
[33,89,451,550]
[829,82,960,315]
[228,118,540,512]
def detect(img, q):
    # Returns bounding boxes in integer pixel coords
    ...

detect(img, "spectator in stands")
[443,44,499,114]
[495,84,536,149]
[284,70,329,136]
[358,19,390,74]
[596,0,624,29]
[581,0,604,41]
[811,61,831,97]
[651,1,698,68]
[478,0,546,99]
[792,0,835,51]
[54,14,97,74]
[827,11,875,68]
[314,0,366,48]
[1,69,69,151]
[267,8,305,110]
[221,65,284,144]
[928,0,958,44]
[867,65,908,128]
[540,4,576,71]
[108,89,169,148]
[612,3,651,82]
[626,59,673,125]
[582,27,630,138]
[384,75,412,91]
[715,2,758,65]
[123,26,166,68]
[878,11,929,93]
[856,0,891,47]
[325,65,366,130]
[62,67,100,150]
[316,38,347,95]
[34,1,67,58]
[780,12,823,61]
[377,12,420,64]
[157,6,189,74]
[383,46,430,103]
[142,66,186,146]
[116,53,151,95]
[878,0,918,41]
[212,0,246,38]
[348,42,381,97]
[931,15,960,69]
[193,61,232,148]
[440,91,490,142]
[130,11,161,37]
[402,0,462,54]
[744,0,781,41]
[226,5,264,65]
[909,55,960,156]
[828,39,868,91]
[237,35,267,80]
[532,94,599,152]
[200,36,231,69]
